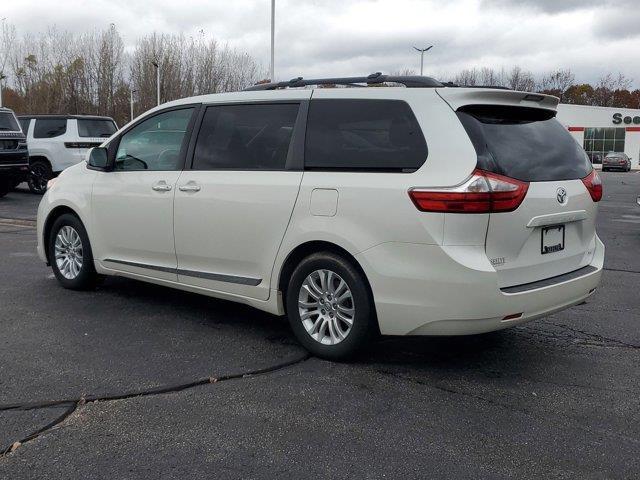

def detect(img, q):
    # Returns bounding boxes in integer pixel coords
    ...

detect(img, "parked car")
[36,74,604,360]
[18,114,117,194]
[0,107,29,198]
[602,152,631,172]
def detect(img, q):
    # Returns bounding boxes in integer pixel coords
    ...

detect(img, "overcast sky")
[3,0,639,85]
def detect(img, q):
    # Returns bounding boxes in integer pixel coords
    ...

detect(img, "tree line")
[1,20,639,129]
[0,22,263,127]
[448,66,639,109]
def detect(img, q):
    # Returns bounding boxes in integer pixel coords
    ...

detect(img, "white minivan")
[36,74,604,359]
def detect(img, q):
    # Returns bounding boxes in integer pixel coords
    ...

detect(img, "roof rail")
[245,72,443,91]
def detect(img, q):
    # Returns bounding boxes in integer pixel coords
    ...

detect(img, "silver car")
[602,152,631,172]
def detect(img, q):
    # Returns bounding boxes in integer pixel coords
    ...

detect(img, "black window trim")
[302,98,428,174]
[186,100,308,172]
[99,103,202,173]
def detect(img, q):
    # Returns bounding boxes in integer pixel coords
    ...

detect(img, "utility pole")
[130,88,137,122]
[413,45,433,76]
[152,60,160,106]
[270,0,275,82]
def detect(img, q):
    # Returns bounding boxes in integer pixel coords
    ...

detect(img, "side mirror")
[87,147,110,171]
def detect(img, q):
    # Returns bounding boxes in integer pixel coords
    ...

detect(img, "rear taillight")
[409,169,529,214]
[581,170,602,202]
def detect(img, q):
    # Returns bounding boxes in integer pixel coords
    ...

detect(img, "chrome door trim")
[103,258,262,286]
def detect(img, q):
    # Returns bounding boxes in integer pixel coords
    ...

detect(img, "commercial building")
[557,104,640,169]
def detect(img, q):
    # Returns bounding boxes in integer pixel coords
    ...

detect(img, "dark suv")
[0,107,29,197]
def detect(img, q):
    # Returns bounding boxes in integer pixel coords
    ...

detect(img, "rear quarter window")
[305,99,427,172]
[457,105,591,182]
[78,119,117,138]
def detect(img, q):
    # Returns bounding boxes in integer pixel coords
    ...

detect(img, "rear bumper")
[356,236,604,336]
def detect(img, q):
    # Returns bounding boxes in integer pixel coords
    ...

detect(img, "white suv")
[18,115,117,194]
[36,74,604,359]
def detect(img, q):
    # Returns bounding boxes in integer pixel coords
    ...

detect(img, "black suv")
[0,107,29,197]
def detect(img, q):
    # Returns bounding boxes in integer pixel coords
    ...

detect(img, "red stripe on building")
[626,127,640,132]
[568,127,585,132]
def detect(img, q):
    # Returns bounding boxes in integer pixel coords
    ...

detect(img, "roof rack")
[245,72,443,91]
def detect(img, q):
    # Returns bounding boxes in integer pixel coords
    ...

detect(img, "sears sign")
[613,113,640,125]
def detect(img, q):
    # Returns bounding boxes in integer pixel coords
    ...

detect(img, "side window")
[192,103,299,171]
[34,118,67,138]
[115,108,194,171]
[19,118,31,134]
[305,99,428,172]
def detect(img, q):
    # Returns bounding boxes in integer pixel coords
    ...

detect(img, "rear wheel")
[28,159,52,195]
[286,252,374,360]
[48,213,99,290]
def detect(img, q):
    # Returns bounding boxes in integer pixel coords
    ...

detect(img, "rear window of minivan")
[457,105,592,182]
[305,99,427,172]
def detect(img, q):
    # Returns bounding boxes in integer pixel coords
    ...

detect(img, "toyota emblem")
[556,187,567,204]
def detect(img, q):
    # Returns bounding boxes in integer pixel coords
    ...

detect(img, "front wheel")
[48,213,99,290]
[286,252,375,360]
[28,160,52,195]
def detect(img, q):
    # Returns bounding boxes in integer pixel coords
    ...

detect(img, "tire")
[28,159,52,195]
[48,213,99,290]
[0,180,9,198]
[286,252,374,360]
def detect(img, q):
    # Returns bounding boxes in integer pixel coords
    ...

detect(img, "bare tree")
[2,22,263,125]
[505,66,536,92]
[455,68,479,86]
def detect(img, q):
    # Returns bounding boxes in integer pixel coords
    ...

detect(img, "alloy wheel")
[54,226,84,280]
[298,269,355,345]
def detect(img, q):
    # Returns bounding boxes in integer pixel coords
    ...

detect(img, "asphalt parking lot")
[0,174,639,479]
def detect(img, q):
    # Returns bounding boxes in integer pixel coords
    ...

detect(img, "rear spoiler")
[435,88,559,113]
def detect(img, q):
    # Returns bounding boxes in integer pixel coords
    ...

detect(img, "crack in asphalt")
[603,267,640,275]
[372,368,640,446]
[513,321,640,350]
[0,352,310,458]
[545,322,640,349]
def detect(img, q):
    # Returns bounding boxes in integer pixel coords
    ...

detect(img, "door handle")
[152,182,172,192]
[179,184,201,192]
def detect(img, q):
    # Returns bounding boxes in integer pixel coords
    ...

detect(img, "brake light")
[409,169,529,213]
[581,170,602,202]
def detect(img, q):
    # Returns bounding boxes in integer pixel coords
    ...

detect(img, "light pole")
[270,0,275,82]
[152,60,160,106]
[130,88,137,122]
[413,45,433,76]
[0,73,5,108]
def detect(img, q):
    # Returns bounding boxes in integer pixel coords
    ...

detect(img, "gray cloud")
[480,0,636,14]
[2,0,638,87]
[593,8,640,40]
